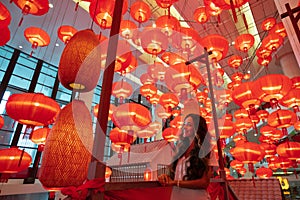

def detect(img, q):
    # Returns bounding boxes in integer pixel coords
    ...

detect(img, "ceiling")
[2,0,293,83]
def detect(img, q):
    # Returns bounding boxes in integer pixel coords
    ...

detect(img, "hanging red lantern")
[193,6,210,24]
[170,115,184,129]
[149,93,161,106]
[0,115,4,129]
[111,80,133,103]
[256,110,269,122]
[276,141,300,161]
[112,103,152,134]
[147,62,167,81]
[159,93,179,112]
[256,167,273,178]
[218,118,236,141]
[261,33,283,52]
[257,56,272,67]
[272,157,292,170]
[280,88,300,113]
[252,74,293,106]
[89,0,128,29]
[172,27,202,53]
[0,2,11,28]
[270,22,287,38]
[260,143,276,158]
[120,20,137,40]
[111,142,130,154]
[256,46,272,59]
[24,27,50,56]
[136,126,156,140]
[233,134,246,145]
[261,17,276,31]
[58,29,102,92]
[260,125,280,138]
[140,84,158,100]
[234,117,253,134]
[162,127,180,142]
[200,34,229,61]
[30,127,51,145]
[165,63,204,101]
[109,127,135,148]
[233,108,249,119]
[12,0,49,26]
[93,103,116,121]
[57,25,77,44]
[0,147,32,182]
[6,93,60,127]
[230,160,244,170]
[130,1,151,23]
[291,76,300,89]
[0,26,10,46]
[234,34,255,53]
[39,100,93,190]
[140,28,168,57]
[231,72,244,82]
[232,81,261,114]
[155,104,172,120]
[196,91,208,104]
[161,52,186,65]
[204,0,222,17]
[155,0,178,8]
[267,109,297,135]
[227,55,243,69]
[140,73,156,85]
[156,15,180,37]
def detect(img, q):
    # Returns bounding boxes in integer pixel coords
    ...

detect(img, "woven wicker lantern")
[39,100,93,190]
[57,25,77,44]
[130,1,151,23]
[0,2,11,28]
[5,93,60,127]
[58,29,101,92]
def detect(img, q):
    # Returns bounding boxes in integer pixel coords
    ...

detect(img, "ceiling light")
[55,43,59,47]
[19,46,23,49]
[49,3,53,8]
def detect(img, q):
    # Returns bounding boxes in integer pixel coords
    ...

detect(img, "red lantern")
[280,88,300,112]
[257,56,272,67]
[161,52,186,65]
[173,27,201,53]
[58,29,102,92]
[227,55,243,69]
[0,26,10,46]
[136,126,156,139]
[276,141,300,161]
[232,82,261,113]
[155,0,178,8]
[147,62,167,81]
[170,115,184,129]
[270,22,287,38]
[193,6,210,24]
[260,125,280,138]
[200,34,229,61]
[196,91,208,104]
[231,72,244,82]
[233,108,249,119]
[93,104,116,121]
[261,33,283,52]
[155,104,172,120]
[0,115,4,129]
[234,34,254,52]
[105,166,112,179]
[204,0,222,16]
[39,100,93,190]
[256,46,272,59]
[256,110,269,122]
[218,118,236,140]
[252,74,293,105]
[89,0,128,29]
[120,20,137,39]
[12,0,49,26]
[140,28,168,56]
[5,93,60,127]
[112,103,152,134]
[233,134,246,145]
[0,2,11,28]
[140,84,158,100]
[165,63,204,100]
[291,76,300,89]
[159,93,179,112]
[256,167,273,178]
[162,127,180,142]
[230,160,244,170]
[267,109,297,135]
[30,127,51,145]
[261,17,276,31]
[130,1,151,23]
[57,25,77,44]
[0,147,32,181]
[109,127,135,147]
[144,168,152,181]
[261,143,276,158]
[140,73,156,85]
[111,80,133,103]
[24,27,50,56]
[156,15,180,37]
[235,117,253,134]
[149,94,161,106]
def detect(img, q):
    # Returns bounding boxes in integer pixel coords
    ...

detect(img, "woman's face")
[182,116,196,139]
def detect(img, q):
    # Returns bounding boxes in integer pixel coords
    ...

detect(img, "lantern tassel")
[75,1,79,11]
[217,15,221,24]
[18,16,24,27]
[242,13,248,30]
[18,149,25,167]
[230,0,238,23]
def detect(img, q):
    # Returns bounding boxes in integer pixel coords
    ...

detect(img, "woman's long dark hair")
[169,114,211,180]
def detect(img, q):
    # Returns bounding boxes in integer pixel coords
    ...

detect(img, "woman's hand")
[157,174,175,186]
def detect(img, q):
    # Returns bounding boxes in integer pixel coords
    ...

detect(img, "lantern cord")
[91,0,100,30]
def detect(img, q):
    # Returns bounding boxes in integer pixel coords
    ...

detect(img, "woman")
[158,113,214,199]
